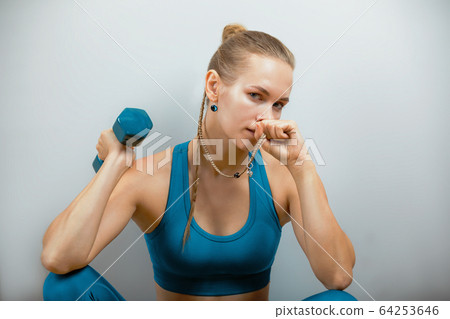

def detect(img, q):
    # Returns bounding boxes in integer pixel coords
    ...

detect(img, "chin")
[236,137,257,152]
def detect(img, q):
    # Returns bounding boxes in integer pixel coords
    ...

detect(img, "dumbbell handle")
[93,108,153,172]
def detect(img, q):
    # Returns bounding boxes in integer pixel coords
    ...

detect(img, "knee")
[43,265,97,301]
[302,289,358,301]
[328,289,358,301]
[43,272,69,301]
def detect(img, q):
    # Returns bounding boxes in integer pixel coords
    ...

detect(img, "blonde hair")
[181,23,296,252]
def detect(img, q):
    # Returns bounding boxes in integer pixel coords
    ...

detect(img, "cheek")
[224,103,246,124]
[220,95,255,133]
[242,95,255,109]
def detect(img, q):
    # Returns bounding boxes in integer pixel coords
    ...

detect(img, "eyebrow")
[249,85,290,102]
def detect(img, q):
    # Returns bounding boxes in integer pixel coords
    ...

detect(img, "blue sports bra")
[144,140,283,296]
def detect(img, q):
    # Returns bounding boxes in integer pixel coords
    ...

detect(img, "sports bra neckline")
[181,140,257,242]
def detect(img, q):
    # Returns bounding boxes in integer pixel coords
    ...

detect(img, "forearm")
[288,161,355,289]
[41,153,128,270]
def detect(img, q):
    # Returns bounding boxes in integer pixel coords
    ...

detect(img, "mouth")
[245,128,256,139]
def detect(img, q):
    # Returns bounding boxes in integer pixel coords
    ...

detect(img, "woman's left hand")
[254,119,310,167]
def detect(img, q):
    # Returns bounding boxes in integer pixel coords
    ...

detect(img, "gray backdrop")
[1,0,449,301]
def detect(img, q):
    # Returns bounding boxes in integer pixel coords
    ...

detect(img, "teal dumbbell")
[93,108,153,172]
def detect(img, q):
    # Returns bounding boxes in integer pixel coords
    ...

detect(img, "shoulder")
[128,140,190,203]
[126,146,175,212]
[118,145,179,233]
[131,146,174,178]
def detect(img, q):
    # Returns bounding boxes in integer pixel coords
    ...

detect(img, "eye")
[249,92,285,110]
[273,102,284,110]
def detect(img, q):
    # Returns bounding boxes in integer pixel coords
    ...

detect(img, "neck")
[195,118,251,178]
[197,138,250,177]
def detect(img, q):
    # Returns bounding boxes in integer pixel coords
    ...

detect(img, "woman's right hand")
[96,128,135,166]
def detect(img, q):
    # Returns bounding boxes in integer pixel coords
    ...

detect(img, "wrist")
[104,151,131,172]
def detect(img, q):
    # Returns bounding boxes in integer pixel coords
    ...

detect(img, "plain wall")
[0,0,449,301]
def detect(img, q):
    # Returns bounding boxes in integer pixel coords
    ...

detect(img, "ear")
[205,70,220,102]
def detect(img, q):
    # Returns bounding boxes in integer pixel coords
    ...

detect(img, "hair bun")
[222,23,247,43]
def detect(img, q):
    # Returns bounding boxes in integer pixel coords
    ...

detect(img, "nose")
[256,105,275,122]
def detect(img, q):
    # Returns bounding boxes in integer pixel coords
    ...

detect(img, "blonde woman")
[41,24,356,301]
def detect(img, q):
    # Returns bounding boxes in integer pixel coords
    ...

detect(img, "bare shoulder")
[127,146,175,233]
[259,149,295,227]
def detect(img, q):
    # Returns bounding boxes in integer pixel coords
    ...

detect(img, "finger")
[257,121,270,139]
[268,123,279,139]
[255,122,264,140]
[279,127,289,138]
[276,126,286,138]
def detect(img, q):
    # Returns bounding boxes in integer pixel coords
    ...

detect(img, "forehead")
[237,54,293,93]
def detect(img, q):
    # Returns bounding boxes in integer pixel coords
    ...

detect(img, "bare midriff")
[155,281,270,301]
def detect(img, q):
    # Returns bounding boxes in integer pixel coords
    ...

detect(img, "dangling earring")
[210,104,218,112]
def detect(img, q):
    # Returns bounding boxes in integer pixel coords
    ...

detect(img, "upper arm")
[83,162,143,265]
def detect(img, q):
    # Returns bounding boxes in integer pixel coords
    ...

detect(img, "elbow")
[41,251,82,275]
[325,272,353,291]
[41,254,67,274]
[41,252,66,274]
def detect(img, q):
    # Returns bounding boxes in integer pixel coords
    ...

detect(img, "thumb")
[255,123,269,152]
[255,122,265,140]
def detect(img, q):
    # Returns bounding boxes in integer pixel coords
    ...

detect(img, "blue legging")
[43,265,357,301]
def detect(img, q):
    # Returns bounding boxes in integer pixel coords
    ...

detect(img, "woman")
[41,24,356,301]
